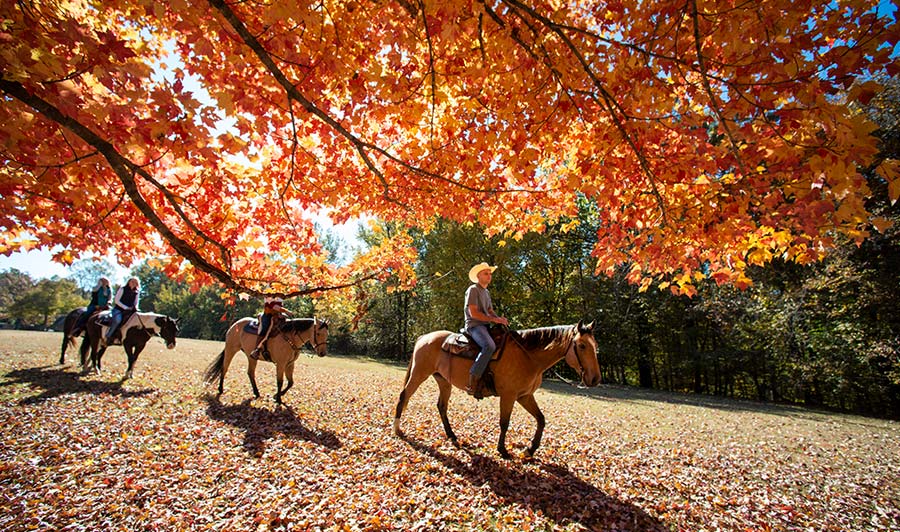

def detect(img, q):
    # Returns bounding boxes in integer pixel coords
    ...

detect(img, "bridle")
[309,317,328,355]
[135,312,177,346]
[562,325,588,386]
[281,317,327,357]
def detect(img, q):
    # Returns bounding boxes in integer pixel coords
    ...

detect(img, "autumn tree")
[1,0,898,300]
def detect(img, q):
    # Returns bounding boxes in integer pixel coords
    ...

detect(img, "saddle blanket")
[243,319,261,335]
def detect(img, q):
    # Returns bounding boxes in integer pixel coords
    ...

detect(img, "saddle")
[441,326,509,361]
[242,317,283,336]
[95,310,133,344]
[244,316,284,362]
[442,328,510,398]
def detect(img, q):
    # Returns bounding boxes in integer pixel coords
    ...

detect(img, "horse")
[59,307,86,365]
[393,320,600,459]
[82,310,179,379]
[203,317,329,404]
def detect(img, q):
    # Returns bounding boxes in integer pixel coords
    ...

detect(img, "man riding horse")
[464,262,509,399]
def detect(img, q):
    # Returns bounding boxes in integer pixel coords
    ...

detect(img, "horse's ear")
[577,320,594,333]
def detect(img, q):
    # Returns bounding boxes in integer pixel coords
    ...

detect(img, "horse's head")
[310,317,329,357]
[156,316,179,350]
[565,320,600,387]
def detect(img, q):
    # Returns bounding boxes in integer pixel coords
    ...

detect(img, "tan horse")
[204,317,328,404]
[394,321,600,458]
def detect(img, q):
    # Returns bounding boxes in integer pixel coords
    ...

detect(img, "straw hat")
[468,262,498,283]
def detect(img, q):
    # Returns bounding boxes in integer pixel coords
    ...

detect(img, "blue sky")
[0,216,362,281]
[0,247,72,279]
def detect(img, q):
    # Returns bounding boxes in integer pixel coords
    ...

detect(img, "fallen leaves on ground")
[0,331,898,531]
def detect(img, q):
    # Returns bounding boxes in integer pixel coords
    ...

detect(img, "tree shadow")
[541,379,856,422]
[2,366,155,405]
[202,394,341,457]
[403,437,667,531]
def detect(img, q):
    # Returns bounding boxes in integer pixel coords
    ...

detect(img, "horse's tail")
[203,350,225,385]
[401,356,413,387]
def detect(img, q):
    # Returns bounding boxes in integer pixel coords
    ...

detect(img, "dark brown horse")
[59,307,87,365]
[204,317,329,404]
[83,311,179,379]
[394,321,600,458]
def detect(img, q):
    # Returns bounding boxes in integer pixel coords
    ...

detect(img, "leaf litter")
[0,331,898,531]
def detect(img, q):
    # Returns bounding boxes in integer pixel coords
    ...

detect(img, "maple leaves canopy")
[1,0,898,296]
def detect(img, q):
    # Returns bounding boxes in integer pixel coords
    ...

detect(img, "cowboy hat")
[468,262,498,283]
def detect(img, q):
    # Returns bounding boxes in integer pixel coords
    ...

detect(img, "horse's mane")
[137,311,166,319]
[281,318,326,333]
[514,325,573,351]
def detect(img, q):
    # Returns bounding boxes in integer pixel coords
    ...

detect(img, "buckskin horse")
[394,321,600,458]
[204,316,329,404]
[83,310,179,379]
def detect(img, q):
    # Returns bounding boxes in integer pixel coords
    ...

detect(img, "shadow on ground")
[203,394,341,457]
[404,437,667,531]
[2,365,154,405]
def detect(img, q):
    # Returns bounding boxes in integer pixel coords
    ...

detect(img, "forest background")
[3,75,898,422]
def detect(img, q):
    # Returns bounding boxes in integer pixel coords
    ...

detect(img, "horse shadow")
[2,366,155,405]
[202,394,341,457]
[403,438,667,531]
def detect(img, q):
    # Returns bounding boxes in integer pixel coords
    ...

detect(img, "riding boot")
[466,374,484,400]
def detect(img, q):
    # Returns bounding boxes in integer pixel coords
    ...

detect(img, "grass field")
[0,330,898,531]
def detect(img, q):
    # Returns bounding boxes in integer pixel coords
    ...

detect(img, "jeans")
[106,308,126,341]
[259,313,272,337]
[467,325,496,378]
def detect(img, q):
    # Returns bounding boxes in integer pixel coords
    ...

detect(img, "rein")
[134,313,155,336]
[553,325,588,388]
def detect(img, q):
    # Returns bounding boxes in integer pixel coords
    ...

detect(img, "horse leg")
[279,360,295,400]
[94,346,107,375]
[124,345,142,380]
[60,332,68,365]
[433,374,458,444]
[246,358,261,399]
[393,359,435,438]
[517,394,546,457]
[497,395,516,459]
[79,337,90,369]
[273,363,286,404]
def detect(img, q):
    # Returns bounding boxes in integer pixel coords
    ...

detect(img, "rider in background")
[71,276,111,336]
[251,296,293,359]
[464,262,508,398]
[102,277,140,347]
